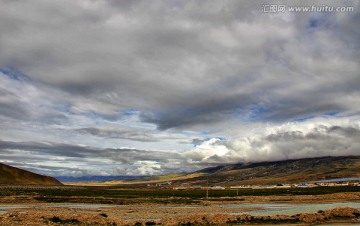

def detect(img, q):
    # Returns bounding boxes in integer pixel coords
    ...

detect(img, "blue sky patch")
[0,67,32,82]
[308,17,319,28]
[294,111,340,122]
[248,105,270,121]
[122,109,139,116]
[293,115,316,122]
[324,111,339,116]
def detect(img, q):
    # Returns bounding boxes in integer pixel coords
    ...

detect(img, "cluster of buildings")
[229,181,360,189]
[147,180,360,190]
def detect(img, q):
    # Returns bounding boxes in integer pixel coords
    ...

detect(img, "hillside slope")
[176,156,360,186]
[0,163,62,185]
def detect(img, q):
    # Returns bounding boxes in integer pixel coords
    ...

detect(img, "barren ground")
[1,192,360,225]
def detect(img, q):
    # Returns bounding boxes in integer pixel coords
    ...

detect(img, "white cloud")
[134,160,162,175]
[183,116,360,165]
[185,138,231,164]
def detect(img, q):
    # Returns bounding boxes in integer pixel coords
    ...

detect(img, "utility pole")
[206,179,209,199]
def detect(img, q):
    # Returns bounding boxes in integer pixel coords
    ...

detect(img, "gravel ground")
[0,205,359,225]
[0,192,359,225]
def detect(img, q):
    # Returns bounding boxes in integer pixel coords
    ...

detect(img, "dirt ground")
[0,192,360,225]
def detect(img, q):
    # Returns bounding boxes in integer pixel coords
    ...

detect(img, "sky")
[0,0,359,177]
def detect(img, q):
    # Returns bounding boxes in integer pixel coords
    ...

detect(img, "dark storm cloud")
[262,102,346,123]
[0,140,95,158]
[1,0,359,129]
[0,0,359,176]
[104,148,181,164]
[0,140,181,166]
[0,102,30,120]
[77,127,159,142]
[140,93,254,129]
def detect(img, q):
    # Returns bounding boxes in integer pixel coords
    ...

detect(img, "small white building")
[210,186,225,190]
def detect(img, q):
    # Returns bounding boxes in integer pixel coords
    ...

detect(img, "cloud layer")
[0,0,359,176]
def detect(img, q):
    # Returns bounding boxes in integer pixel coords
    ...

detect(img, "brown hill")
[0,163,62,185]
[172,156,360,186]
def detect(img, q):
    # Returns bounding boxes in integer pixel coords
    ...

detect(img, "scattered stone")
[100,213,108,218]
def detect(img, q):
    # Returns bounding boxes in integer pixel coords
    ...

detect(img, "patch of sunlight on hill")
[352,161,360,168]
[148,173,185,180]
[64,173,207,186]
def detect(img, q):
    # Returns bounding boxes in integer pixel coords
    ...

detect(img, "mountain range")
[1,156,360,186]
[176,156,360,186]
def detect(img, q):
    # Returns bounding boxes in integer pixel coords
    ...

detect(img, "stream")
[0,202,359,216]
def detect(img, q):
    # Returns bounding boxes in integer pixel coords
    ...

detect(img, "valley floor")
[0,187,359,225]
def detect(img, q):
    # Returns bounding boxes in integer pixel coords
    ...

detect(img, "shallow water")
[0,203,117,215]
[0,205,29,215]
[0,202,359,216]
[224,202,360,216]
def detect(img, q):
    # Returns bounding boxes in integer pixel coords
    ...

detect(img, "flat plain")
[0,186,360,225]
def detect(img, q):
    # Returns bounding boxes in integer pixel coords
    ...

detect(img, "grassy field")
[1,186,359,204]
[1,186,359,225]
